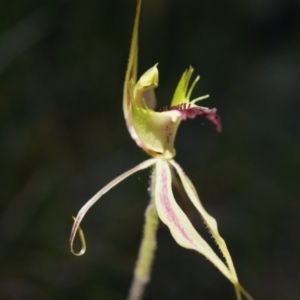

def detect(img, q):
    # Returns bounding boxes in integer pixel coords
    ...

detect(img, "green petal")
[134,64,158,108]
[170,159,254,300]
[132,103,181,159]
[70,157,157,256]
[123,0,142,149]
[123,0,141,121]
[154,158,232,281]
[123,1,158,150]
[171,67,198,106]
[130,65,182,158]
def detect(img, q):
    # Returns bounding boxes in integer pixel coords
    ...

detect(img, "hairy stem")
[127,167,159,300]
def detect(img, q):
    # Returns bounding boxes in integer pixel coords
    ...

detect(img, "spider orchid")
[70,1,253,299]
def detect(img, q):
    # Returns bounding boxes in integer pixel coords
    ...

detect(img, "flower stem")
[127,169,159,300]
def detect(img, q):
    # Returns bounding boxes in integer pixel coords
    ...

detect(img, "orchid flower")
[70,1,253,299]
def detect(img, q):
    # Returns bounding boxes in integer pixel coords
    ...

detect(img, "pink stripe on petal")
[154,159,231,280]
[157,163,196,247]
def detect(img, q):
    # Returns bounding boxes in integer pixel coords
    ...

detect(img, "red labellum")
[159,104,221,133]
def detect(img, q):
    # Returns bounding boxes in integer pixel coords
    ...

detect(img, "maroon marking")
[165,122,172,144]
[159,104,222,133]
[158,163,196,247]
[127,91,131,107]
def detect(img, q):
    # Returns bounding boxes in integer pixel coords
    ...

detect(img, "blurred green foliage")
[0,0,299,299]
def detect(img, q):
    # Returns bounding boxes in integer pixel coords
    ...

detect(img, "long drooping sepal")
[154,158,232,281]
[170,160,254,300]
[70,158,157,256]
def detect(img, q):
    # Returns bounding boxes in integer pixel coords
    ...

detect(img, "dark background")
[1,0,299,299]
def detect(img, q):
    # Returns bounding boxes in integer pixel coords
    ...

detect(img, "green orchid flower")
[70,1,253,299]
